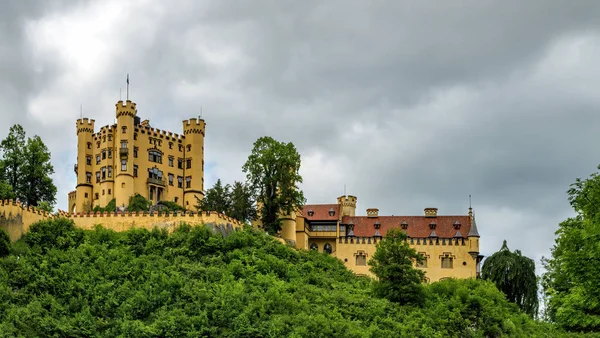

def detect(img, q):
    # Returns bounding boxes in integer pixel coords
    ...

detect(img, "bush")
[128,194,151,212]
[92,198,116,213]
[0,228,10,257]
[157,200,185,212]
[23,218,84,253]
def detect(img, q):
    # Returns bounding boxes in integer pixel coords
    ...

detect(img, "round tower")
[182,118,206,210]
[75,118,95,213]
[280,209,297,246]
[114,100,136,208]
[337,195,357,217]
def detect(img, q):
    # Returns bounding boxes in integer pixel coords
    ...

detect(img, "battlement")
[141,125,186,141]
[337,195,357,204]
[115,100,137,118]
[182,118,206,135]
[0,199,57,218]
[76,118,95,134]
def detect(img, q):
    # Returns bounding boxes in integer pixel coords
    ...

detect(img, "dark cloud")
[2,0,600,272]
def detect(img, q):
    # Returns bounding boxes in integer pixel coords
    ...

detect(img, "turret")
[114,100,137,208]
[337,195,357,216]
[182,117,206,209]
[75,118,95,213]
[468,211,482,276]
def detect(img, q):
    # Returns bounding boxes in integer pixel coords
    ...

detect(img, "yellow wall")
[72,100,205,213]
[0,200,57,241]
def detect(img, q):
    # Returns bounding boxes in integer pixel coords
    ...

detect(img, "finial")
[469,194,472,209]
[126,74,130,100]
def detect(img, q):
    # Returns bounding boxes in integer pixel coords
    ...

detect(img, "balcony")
[119,148,129,158]
[74,164,78,174]
[147,177,166,186]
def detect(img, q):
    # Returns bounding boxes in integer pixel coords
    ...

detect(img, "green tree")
[0,124,26,192]
[228,181,256,223]
[242,136,305,235]
[481,240,538,317]
[128,193,152,212]
[369,228,426,305]
[19,135,57,207]
[0,228,10,257]
[542,165,600,331]
[0,180,15,200]
[196,179,231,214]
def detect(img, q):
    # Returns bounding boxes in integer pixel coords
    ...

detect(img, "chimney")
[367,208,379,218]
[424,208,438,218]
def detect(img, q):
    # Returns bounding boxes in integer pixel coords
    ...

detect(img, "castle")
[261,196,482,282]
[0,98,482,283]
[68,99,205,213]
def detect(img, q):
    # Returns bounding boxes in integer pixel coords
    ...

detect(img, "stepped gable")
[343,215,472,238]
[302,204,340,221]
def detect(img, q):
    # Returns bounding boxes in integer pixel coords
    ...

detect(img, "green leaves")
[196,180,256,223]
[242,136,305,235]
[481,240,538,317]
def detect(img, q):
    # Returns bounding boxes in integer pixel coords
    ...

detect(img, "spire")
[468,212,480,237]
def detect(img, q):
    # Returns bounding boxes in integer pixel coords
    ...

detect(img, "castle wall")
[0,200,57,242]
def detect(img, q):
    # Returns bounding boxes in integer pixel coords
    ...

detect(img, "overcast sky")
[2,0,600,272]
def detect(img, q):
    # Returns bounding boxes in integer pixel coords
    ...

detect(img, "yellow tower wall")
[182,118,206,209]
[75,118,95,213]
[114,100,136,208]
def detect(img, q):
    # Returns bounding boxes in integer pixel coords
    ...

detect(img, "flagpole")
[126,74,129,100]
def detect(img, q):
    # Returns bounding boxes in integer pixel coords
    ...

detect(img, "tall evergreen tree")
[20,135,57,207]
[196,179,231,214]
[482,240,538,317]
[0,124,26,194]
[369,228,426,305]
[228,181,256,223]
[242,136,305,235]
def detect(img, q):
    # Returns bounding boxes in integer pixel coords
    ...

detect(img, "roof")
[468,213,480,237]
[343,215,473,238]
[302,204,340,221]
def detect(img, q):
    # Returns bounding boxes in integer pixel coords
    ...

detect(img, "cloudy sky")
[2,0,600,272]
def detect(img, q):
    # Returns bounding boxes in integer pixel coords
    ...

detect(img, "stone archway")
[71,204,76,214]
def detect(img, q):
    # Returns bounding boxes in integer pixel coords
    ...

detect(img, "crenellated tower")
[75,118,95,213]
[114,100,137,208]
[337,195,357,217]
[182,118,206,209]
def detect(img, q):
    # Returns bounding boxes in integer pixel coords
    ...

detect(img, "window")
[86,172,92,183]
[102,189,105,196]
[134,133,138,140]
[177,159,183,169]
[310,243,318,251]
[133,165,138,177]
[169,142,173,149]
[133,147,138,158]
[324,243,332,254]
[178,144,182,152]
[84,193,88,198]
[96,155,101,165]
[168,174,174,186]
[108,135,112,141]
[103,136,106,143]
[185,176,191,188]
[148,167,163,181]
[87,142,91,149]
[102,150,106,159]
[177,176,183,188]
[174,197,178,203]
[121,160,126,171]
[108,166,112,178]
[186,145,191,152]
[149,150,162,163]
[101,167,106,180]
[95,172,100,183]
[186,159,191,169]
[108,149,112,159]
[86,156,91,166]
[441,256,453,269]
[95,193,99,200]
[122,126,127,134]
[168,157,174,167]
[121,141,127,149]
[108,189,111,195]
[416,252,427,268]
[97,141,100,148]
[356,254,367,266]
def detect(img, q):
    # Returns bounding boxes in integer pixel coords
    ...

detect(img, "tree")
[0,228,10,257]
[369,228,426,305]
[128,194,152,212]
[0,180,15,200]
[481,240,538,317]
[542,165,600,331]
[196,179,231,214]
[0,125,56,207]
[228,181,256,223]
[242,137,305,235]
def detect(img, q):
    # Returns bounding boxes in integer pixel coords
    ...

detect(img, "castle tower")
[337,195,357,217]
[75,118,95,213]
[182,118,206,209]
[114,100,137,208]
[280,209,297,246]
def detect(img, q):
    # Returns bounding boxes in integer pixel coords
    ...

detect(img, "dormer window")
[307,209,314,217]
[453,221,461,229]
[429,221,436,230]
[401,221,408,229]
[328,208,335,216]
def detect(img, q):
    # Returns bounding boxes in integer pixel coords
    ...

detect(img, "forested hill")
[0,219,574,337]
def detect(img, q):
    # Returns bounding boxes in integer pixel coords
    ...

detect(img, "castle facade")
[68,100,205,213]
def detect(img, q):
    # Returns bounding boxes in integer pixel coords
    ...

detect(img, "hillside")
[0,219,574,337]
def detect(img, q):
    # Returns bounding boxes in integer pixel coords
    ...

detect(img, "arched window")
[324,243,332,254]
[122,126,127,134]
[186,144,191,152]
[310,243,318,251]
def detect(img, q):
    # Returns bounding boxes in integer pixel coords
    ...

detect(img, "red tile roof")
[343,215,472,238]
[302,204,340,221]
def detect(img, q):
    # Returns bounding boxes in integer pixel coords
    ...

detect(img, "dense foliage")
[0,219,574,337]
[196,179,256,223]
[369,228,426,305]
[243,136,305,234]
[0,124,57,208]
[482,240,538,317]
[0,229,9,258]
[93,198,117,213]
[128,193,152,212]
[157,200,185,212]
[542,165,600,332]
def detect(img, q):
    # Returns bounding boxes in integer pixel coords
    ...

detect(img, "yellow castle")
[275,196,483,282]
[68,100,205,213]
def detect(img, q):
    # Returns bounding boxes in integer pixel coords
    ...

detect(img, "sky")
[2,0,600,273]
